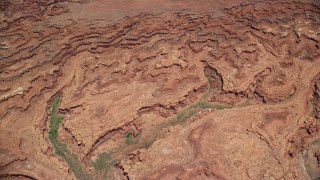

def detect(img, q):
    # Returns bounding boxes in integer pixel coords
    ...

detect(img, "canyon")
[0,0,319,179]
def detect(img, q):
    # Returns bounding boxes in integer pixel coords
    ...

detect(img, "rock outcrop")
[0,0,319,179]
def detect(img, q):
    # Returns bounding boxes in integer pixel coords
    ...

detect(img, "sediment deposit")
[0,0,319,179]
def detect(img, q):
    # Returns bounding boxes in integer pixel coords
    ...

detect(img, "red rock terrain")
[0,0,320,179]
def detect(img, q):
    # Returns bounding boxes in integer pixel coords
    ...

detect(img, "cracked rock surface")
[0,0,320,179]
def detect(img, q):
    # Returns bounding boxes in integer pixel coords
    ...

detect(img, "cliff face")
[0,0,319,179]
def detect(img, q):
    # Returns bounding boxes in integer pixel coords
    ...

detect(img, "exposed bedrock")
[0,0,319,179]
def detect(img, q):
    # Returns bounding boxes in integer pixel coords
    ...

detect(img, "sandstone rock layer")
[0,0,320,179]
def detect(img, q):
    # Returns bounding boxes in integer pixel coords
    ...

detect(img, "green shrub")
[212,105,225,110]
[125,132,140,145]
[48,94,91,180]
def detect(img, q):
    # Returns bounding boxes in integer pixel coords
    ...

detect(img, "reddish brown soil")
[0,0,320,179]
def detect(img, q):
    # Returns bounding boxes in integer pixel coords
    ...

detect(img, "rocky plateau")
[0,0,320,179]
